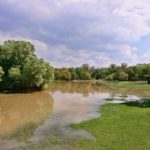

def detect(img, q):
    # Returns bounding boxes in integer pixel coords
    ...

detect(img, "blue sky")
[0,0,150,67]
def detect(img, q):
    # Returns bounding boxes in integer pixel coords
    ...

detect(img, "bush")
[113,71,128,81]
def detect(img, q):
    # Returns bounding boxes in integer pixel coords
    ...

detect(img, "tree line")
[54,63,150,84]
[0,40,54,91]
[0,40,150,92]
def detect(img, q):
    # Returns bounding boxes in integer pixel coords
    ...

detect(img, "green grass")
[71,103,150,150]
[108,81,150,89]
[107,81,150,97]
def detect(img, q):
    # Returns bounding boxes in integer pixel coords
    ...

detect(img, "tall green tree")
[22,55,54,87]
[79,64,92,80]
[81,64,89,72]
[0,40,54,90]
[113,71,129,81]
[54,68,71,81]
[69,68,77,80]
[0,40,35,73]
[142,64,150,84]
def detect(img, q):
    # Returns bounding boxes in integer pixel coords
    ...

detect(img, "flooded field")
[0,82,148,150]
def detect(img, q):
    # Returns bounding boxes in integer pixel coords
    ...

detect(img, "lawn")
[107,81,150,97]
[108,81,150,89]
[71,102,150,150]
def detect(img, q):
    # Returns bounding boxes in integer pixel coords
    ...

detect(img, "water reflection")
[0,92,53,137]
[49,82,150,97]
[49,82,113,96]
[52,92,109,124]
[28,91,109,144]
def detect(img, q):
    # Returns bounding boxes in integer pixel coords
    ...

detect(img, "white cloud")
[0,0,150,67]
[35,43,113,67]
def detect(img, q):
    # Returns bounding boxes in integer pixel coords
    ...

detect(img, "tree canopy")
[54,63,150,84]
[0,40,54,91]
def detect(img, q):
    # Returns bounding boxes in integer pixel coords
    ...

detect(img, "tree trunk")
[148,79,150,84]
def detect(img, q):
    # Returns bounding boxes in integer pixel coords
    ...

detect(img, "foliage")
[54,68,71,81]
[0,40,35,73]
[0,40,54,90]
[80,71,92,80]
[105,74,114,81]
[69,68,78,80]
[0,66,4,81]
[8,67,21,80]
[113,71,129,81]
[54,63,150,84]
[81,64,89,72]
[54,64,92,81]
[142,64,150,84]
[22,55,54,87]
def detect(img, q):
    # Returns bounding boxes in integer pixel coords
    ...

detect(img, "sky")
[0,0,150,68]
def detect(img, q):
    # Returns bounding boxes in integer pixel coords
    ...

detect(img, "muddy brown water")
[0,82,143,150]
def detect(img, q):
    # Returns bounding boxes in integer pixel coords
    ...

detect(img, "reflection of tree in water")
[49,82,147,97]
[49,82,113,97]
[0,92,54,138]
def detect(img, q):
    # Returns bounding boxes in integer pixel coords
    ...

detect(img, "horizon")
[0,0,150,68]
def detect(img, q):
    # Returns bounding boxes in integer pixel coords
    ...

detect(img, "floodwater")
[0,82,142,150]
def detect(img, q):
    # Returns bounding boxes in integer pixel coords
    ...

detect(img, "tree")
[81,64,89,72]
[77,64,92,80]
[144,75,150,84]
[142,64,150,84]
[89,66,96,79]
[69,68,77,80]
[125,66,142,81]
[0,40,54,90]
[113,71,128,81]
[22,55,54,87]
[54,68,71,81]
[121,63,128,70]
[105,74,114,81]
[97,68,110,79]
[42,62,54,84]
[0,40,35,73]
[93,69,102,79]
[80,71,92,80]
[0,66,4,81]
[75,67,81,79]
[8,67,21,80]
[108,64,119,74]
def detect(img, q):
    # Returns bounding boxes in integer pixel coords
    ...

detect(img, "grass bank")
[71,102,150,150]
[106,81,150,97]
[108,81,149,89]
